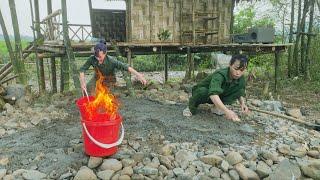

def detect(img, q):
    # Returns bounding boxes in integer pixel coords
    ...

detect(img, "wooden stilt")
[39,57,46,91]
[184,47,192,81]
[164,54,168,82]
[274,50,280,93]
[126,48,135,96]
[50,57,57,93]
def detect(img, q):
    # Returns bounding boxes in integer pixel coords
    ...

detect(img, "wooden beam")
[41,9,61,23]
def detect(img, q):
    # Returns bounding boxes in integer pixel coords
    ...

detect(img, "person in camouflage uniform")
[183,54,250,121]
[79,42,147,94]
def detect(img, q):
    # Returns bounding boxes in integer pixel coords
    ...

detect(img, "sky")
[0,0,126,36]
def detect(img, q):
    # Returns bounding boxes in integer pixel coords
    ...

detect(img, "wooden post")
[61,0,80,91]
[60,56,70,92]
[230,0,235,37]
[149,0,153,43]
[47,0,57,93]
[126,0,132,42]
[179,0,183,44]
[164,54,168,82]
[192,0,196,45]
[287,0,295,77]
[305,0,315,80]
[33,0,44,93]
[39,57,46,91]
[60,57,64,92]
[126,48,135,96]
[184,47,192,81]
[88,0,93,26]
[293,0,302,75]
[0,10,16,67]
[50,57,57,93]
[300,0,309,74]
[47,0,54,39]
[8,0,27,85]
[274,50,280,93]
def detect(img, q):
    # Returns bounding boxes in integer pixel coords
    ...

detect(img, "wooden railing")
[38,9,92,42]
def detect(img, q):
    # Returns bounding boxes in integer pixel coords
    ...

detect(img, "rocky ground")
[0,77,320,180]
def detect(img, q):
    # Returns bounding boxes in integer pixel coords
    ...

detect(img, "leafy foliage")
[157,29,171,41]
[0,40,30,64]
[234,6,275,34]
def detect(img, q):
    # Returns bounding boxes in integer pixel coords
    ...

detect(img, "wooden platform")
[34,41,292,56]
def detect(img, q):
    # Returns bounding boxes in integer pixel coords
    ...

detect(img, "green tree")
[233,6,275,34]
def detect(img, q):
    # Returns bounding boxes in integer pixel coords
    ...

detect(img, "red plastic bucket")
[76,96,124,157]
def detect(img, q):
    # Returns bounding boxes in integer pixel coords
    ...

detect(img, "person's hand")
[224,109,240,122]
[137,74,147,86]
[241,104,250,115]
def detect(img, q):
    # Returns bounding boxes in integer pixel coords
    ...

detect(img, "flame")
[85,70,119,120]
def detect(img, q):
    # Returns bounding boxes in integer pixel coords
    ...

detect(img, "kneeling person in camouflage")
[183,54,250,121]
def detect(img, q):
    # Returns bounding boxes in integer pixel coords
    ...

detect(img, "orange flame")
[85,70,119,120]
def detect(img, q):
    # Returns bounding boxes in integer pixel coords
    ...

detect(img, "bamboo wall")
[90,0,232,45]
[128,0,232,44]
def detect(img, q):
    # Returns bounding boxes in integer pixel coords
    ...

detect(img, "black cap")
[94,40,107,56]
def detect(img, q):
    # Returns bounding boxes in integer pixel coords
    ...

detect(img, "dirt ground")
[0,95,263,176]
[1,71,319,178]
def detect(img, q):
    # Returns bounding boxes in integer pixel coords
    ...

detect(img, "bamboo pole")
[149,0,153,43]
[192,0,196,45]
[125,48,135,96]
[287,0,295,77]
[293,0,302,75]
[274,50,280,93]
[47,0,57,93]
[60,56,69,92]
[0,10,16,68]
[0,66,13,81]
[305,0,315,80]
[39,57,45,91]
[164,54,168,82]
[0,62,12,75]
[0,75,18,85]
[300,0,309,74]
[32,0,44,93]
[8,0,27,85]
[61,0,80,92]
[34,0,46,92]
[247,106,320,129]
[230,0,235,38]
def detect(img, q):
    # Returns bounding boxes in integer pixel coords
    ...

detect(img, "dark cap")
[94,40,107,56]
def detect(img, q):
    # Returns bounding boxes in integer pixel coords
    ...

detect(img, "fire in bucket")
[76,70,124,157]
